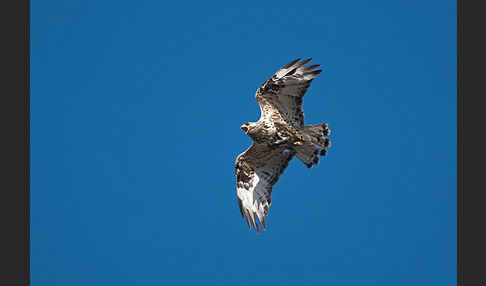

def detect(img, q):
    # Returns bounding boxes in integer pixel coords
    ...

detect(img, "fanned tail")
[294,123,331,168]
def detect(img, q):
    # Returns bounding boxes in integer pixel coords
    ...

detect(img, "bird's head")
[240,123,250,134]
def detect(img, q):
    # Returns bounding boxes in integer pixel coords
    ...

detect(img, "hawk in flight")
[235,58,331,232]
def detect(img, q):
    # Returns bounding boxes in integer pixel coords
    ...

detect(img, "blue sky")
[31,1,457,285]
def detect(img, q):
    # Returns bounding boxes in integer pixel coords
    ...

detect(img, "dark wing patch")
[255,58,322,127]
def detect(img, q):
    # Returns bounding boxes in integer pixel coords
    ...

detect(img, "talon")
[294,141,304,146]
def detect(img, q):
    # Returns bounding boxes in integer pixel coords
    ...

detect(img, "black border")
[1,0,29,285]
[26,0,31,284]
[462,0,486,284]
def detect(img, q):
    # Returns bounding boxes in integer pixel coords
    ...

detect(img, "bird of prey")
[235,58,331,232]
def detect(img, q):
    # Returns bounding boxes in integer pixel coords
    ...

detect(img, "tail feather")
[303,124,331,148]
[294,144,321,168]
[294,123,331,168]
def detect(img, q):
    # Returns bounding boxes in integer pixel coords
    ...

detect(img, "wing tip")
[282,58,302,69]
[304,64,321,71]
[240,206,268,233]
[237,198,245,217]
[305,69,323,75]
[301,58,312,66]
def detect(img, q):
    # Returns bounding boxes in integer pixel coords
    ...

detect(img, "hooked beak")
[241,124,249,133]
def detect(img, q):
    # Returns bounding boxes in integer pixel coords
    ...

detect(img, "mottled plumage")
[235,58,332,232]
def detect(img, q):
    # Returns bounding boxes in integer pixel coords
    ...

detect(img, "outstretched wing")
[235,143,295,232]
[255,58,322,127]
